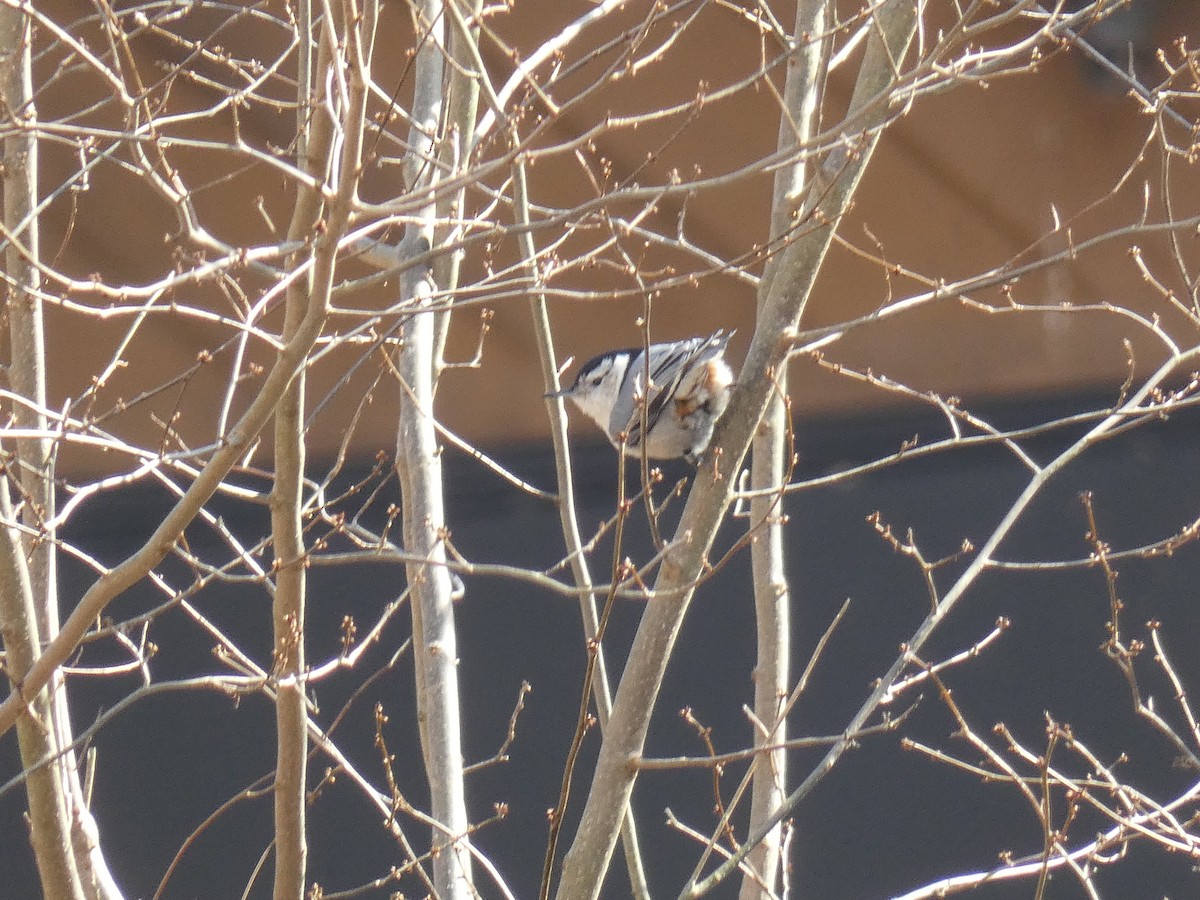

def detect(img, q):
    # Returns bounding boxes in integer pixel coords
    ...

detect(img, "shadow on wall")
[3,394,1200,898]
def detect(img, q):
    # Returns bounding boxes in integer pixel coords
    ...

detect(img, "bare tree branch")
[393,1,475,897]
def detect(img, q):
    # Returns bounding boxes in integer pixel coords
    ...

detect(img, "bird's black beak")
[546,357,576,399]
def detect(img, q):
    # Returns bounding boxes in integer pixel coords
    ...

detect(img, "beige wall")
[27,2,1200,468]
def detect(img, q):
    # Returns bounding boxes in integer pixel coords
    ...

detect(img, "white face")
[566,352,628,431]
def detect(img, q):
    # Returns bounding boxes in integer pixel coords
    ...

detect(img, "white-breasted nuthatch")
[547,330,736,462]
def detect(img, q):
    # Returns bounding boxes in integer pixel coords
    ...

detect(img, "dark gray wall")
[4,395,1200,898]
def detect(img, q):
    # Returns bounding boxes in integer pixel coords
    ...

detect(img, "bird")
[547,330,735,463]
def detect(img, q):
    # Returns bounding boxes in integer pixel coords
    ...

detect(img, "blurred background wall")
[27,0,1199,468]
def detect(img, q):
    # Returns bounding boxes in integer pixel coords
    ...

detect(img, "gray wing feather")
[610,331,731,447]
